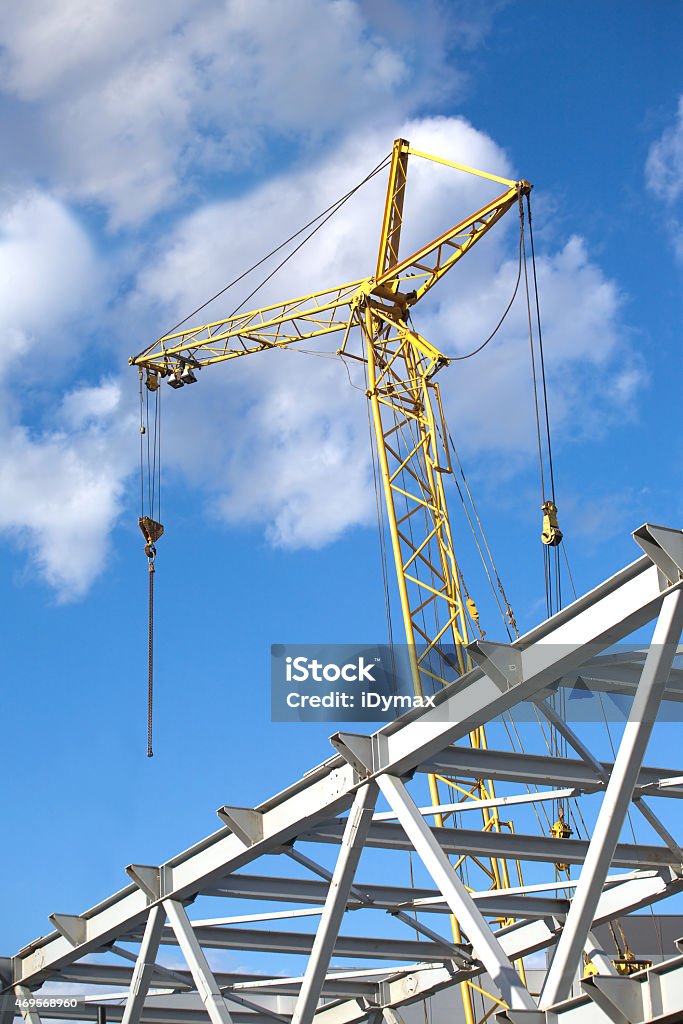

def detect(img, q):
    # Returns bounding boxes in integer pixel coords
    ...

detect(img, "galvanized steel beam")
[291,784,378,1024]
[376,774,535,1011]
[121,905,167,1024]
[541,589,683,1007]
[163,901,233,1024]
[418,746,683,798]
[302,819,679,869]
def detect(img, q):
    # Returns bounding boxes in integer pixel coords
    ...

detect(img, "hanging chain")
[147,560,155,757]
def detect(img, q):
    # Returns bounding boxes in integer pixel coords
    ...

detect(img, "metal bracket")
[468,640,524,692]
[633,523,683,586]
[216,806,264,845]
[125,864,161,901]
[330,733,375,776]
[47,915,87,947]
[581,973,643,1023]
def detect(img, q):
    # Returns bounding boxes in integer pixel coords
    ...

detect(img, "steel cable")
[158,153,392,340]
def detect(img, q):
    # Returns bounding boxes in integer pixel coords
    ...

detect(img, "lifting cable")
[138,372,163,757]
[519,194,587,856]
[447,431,519,641]
[416,188,585,900]
[519,195,564,840]
[521,194,564,619]
[159,153,392,340]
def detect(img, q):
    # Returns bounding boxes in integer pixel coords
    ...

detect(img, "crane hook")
[541,500,563,547]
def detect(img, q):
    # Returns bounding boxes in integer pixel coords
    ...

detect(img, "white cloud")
[59,379,123,429]
[646,96,683,205]
[431,232,633,451]
[0,1,175,98]
[0,191,135,599]
[133,116,635,551]
[646,96,683,263]
[0,0,474,226]
[211,357,374,548]
[0,382,133,600]
[135,116,516,319]
[0,0,647,610]
[0,191,102,374]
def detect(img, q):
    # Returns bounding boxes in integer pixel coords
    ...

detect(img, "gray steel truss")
[3,523,683,1024]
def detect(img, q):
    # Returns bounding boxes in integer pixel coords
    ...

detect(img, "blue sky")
[1,0,683,961]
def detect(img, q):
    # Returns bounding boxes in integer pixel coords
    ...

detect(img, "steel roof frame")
[3,524,683,1024]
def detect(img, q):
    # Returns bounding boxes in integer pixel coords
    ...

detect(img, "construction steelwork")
[3,523,683,1023]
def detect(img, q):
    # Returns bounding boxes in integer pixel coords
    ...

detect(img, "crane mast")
[362,138,475,692]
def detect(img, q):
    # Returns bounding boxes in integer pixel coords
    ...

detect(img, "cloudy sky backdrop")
[1,0,682,956]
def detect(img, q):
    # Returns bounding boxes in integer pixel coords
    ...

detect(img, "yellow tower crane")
[131,139,542,1024]
[133,139,531,690]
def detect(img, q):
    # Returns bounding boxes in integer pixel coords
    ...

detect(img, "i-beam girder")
[4,524,683,1024]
